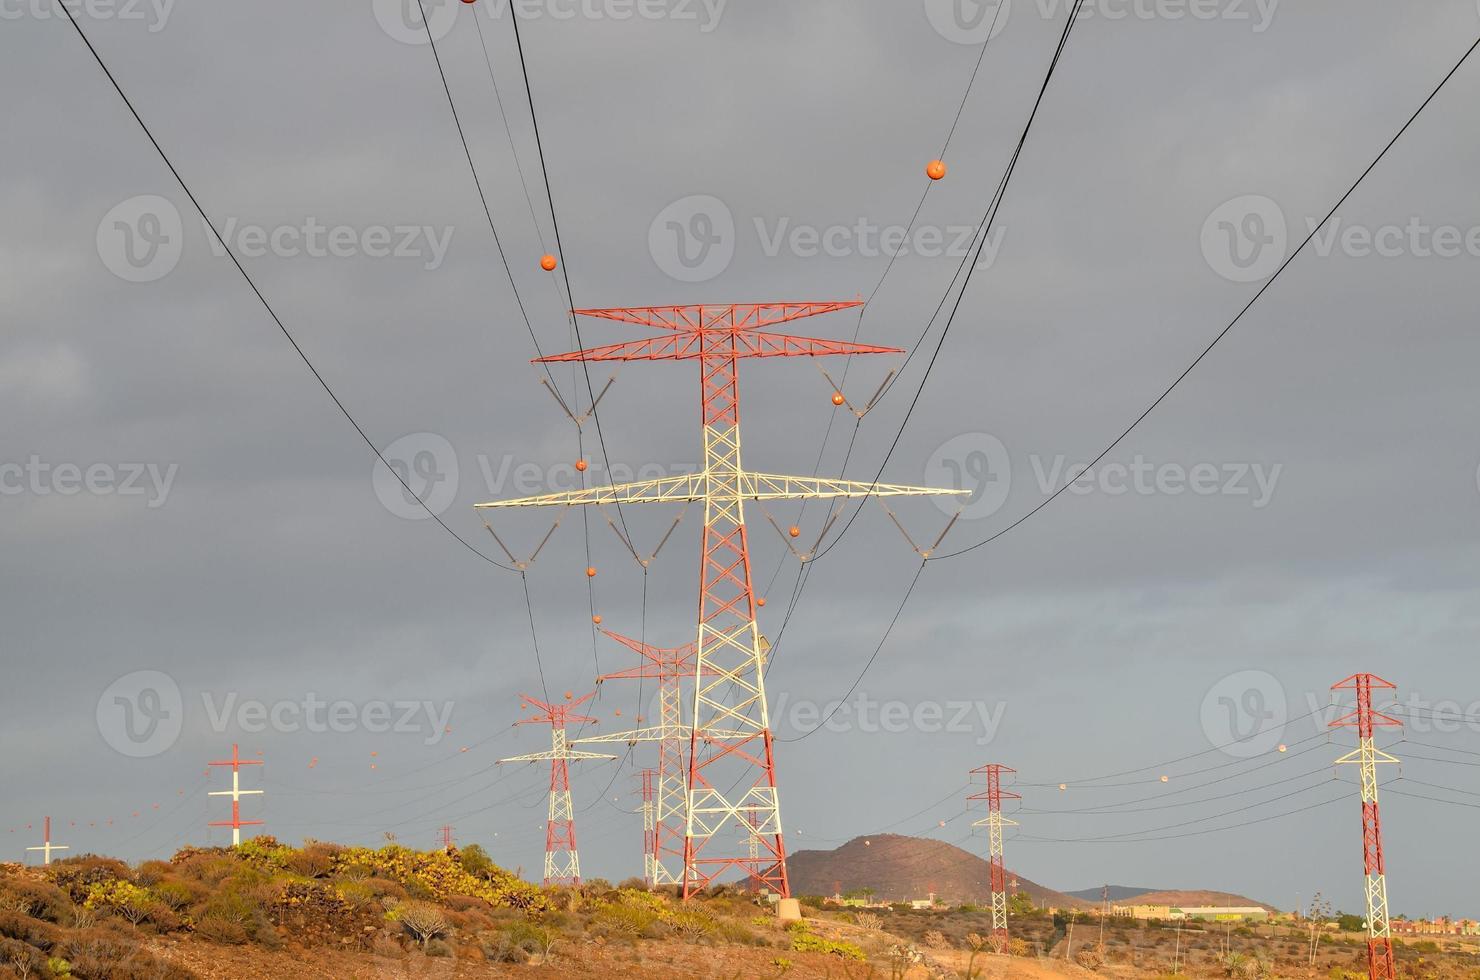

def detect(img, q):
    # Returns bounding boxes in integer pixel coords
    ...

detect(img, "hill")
[787,834,1090,908]
[1067,885,1276,910]
[1065,885,1159,902]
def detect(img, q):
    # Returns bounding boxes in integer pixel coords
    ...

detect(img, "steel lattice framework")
[636,768,658,887]
[969,764,1019,947]
[479,301,966,896]
[574,629,696,885]
[26,817,68,867]
[1330,673,1401,980]
[208,744,264,846]
[499,692,615,886]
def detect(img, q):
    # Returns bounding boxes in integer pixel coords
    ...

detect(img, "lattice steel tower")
[574,628,695,885]
[478,301,965,896]
[498,692,615,886]
[1331,673,1401,980]
[970,764,1019,947]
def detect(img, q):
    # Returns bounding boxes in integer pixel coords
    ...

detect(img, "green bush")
[791,931,865,960]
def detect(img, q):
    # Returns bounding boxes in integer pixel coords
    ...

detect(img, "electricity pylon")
[1331,673,1401,980]
[478,301,967,897]
[26,817,68,866]
[637,768,657,886]
[574,628,695,885]
[970,764,1019,948]
[208,744,264,846]
[498,692,615,886]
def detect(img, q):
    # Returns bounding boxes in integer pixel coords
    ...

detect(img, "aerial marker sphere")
[756,597,766,607]
[575,459,588,472]
[614,709,622,716]
[564,690,573,700]
[1278,743,1288,752]
[540,254,558,271]
[1160,775,1169,783]
[831,391,845,406]
[788,525,801,538]
[586,566,597,577]
[460,746,468,752]
[1058,783,1067,791]
[926,159,947,180]
[592,614,602,625]
[938,820,946,828]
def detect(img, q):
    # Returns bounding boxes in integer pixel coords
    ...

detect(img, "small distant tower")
[637,769,658,887]
[1331,673,1401,980]
[208,744,264,846]
[439,825,456,852]
[970,764,1019,948]
[25,817,68,866]
[499,692,615,886]
[573,629,696,885]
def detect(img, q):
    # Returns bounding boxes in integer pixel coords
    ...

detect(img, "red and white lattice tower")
[25,817,69,867]
[439,825,456,852]
[574,629,696,885]
[1331,674,1401,980]
[969,764,1019,947]
[637,768,658,887]
[498,692,615,886]
[478,301,966,896]
[208,744,264,846]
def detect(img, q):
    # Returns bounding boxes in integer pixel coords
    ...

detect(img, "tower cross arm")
[574,724,692,745]
[498,749,618,764]
[535,332,902,364]
[477,472,967,510]
[572,301,863,331]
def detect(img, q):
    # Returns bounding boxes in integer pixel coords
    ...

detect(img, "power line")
[60,5,520,572]
[931,30,1480,562]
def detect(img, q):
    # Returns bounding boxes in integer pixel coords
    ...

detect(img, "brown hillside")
[788,834,1091,908]
[1123,889,1277,911]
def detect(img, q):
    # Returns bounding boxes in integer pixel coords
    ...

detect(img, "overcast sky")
[4,0,1479,918]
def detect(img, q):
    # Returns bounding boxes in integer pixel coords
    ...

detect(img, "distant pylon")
[478,301,967,896]
[208,744,264,846]
[573,628,696,885]
[970,764,1019,948]
[1331,673,1401,980]
[439,825,456,852]
[498,692,615,886]
[637,768,657,887]
[26,817,68,866]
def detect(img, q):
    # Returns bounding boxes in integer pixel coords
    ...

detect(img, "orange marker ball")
[926,159,947,180]
[592,614,602,624]
[575,459,588,472]
[831,392,845,406]
[540,254,558,271]
[1160,775,1169,783]
[788,526,801,538]
[756,597,766,607]
[564,690,573,700]
[586,566,597,577]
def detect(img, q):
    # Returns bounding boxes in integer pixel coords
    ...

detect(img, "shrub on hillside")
[0,878,73,924]
[330,845,546,912]
[45,857,130,904]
